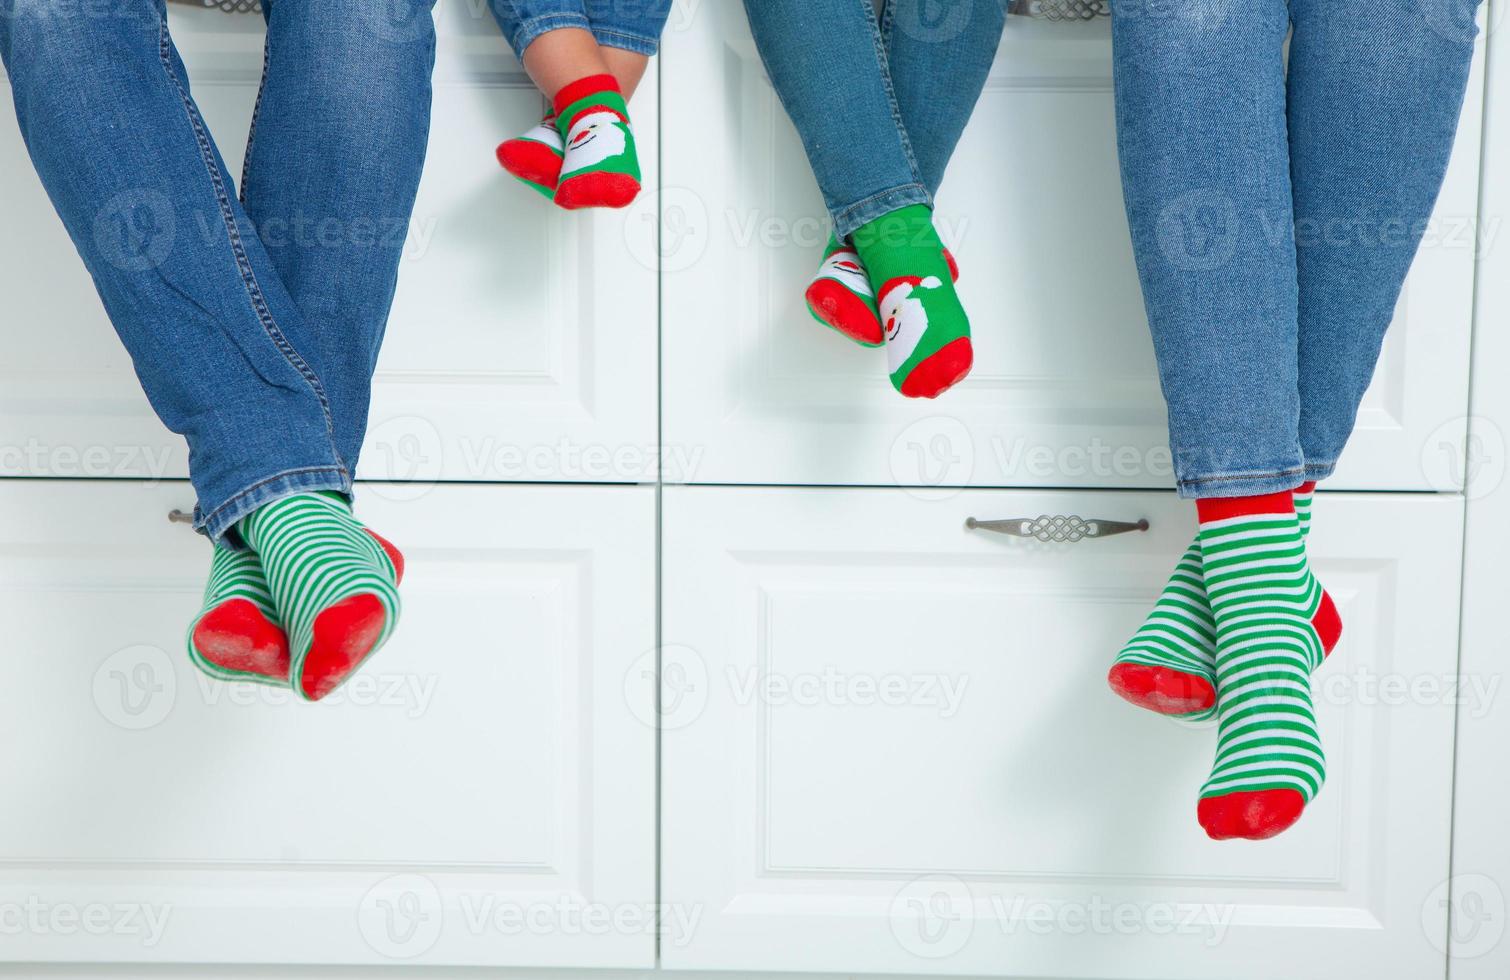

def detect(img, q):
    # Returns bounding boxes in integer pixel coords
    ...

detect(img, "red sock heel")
[1107,663,1216,715]
[192,599,290,682]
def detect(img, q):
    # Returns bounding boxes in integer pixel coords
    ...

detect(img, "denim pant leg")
[881,0,1007,197]
[1111,0,1306,498]
[1289,0,1481,479]
[0,0,349,543]
[241,0,437,476]
[742,0,931,238]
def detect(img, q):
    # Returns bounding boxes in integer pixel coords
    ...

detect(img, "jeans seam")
[239,34,272,206]
[589,27,658,54]
[1179,466,1307,489]
[869,0,927,188]
[154,12,345,475]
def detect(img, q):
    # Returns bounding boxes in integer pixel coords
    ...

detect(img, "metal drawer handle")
[966,514,1148,543]
[168,509,194,526]
[168,0,262,13]
[1009,0,1111,19]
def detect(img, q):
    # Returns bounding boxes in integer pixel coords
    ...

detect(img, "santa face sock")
[806,235,961,348]
[497,114,565,199]
[851,205,973,398]
[187,547,289,686]
[553,74,641,210]
[239,492,402,702]
[1195,492,1327,840]
[1107,482,1341,720]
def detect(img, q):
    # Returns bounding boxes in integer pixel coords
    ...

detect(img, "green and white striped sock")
[1194,492,1327,840]
[239,492,401,702]
[186,546,288,686]
[1107,481,1339,721]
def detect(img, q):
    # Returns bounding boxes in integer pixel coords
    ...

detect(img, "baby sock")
[186,530,407,689]
[1195,492,1327,840]
[806,236,961,347]
[1107,482,1341,719]
[851,205,972,398]
[496,114,565,199]
[239,492,403,702]
[552,74,641,210]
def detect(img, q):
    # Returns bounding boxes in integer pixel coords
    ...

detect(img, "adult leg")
[0,0,347,544]
[1110,0,1328,842]
[1288,0,1482,476]
[240,0,438,475]
[881,0,1007,198]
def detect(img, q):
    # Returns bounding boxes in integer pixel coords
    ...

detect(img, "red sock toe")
[301,594,388,702]
[495,139,563,190]
[192,599,290,681]
[554,172,640,210]
[1198,789,1307,841]
[365,530,405,586]
[1107,663,1216,715]
[806,280,883,345]
[899,336,974,399]
[1314,589,1342,656]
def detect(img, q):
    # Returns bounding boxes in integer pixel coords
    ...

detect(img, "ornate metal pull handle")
[1009,0,1111,19]
[966,514,1148,543]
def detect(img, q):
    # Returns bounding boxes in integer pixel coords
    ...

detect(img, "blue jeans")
[743,0,1007,238]
[0,0,436,543]
[1112,0,1481,498]
[489,0,672,60]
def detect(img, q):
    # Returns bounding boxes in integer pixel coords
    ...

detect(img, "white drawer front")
[0,4,658,484]
[660,10,1484,492]
[0,481,656,968]
[661,486,1463,978]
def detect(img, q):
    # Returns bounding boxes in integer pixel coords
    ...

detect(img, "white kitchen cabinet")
[0,480,657,968]
[660,7,1486,493]
[0,3,659,485]
[661,486,1464,978]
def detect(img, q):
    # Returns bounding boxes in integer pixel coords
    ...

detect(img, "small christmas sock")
[496,114,565,199]
[806,235,961,347]
[1195,492,1327,840]
[552,74,641,210]
[1107,483,1342,720]
[240,492,403,702]
[852,205,973,398]
[186,531,406,688]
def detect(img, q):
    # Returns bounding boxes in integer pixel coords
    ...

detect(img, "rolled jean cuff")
[591,27,660,55]
[832,183,933,240]
[1303,459,1337,483]
[507,12,593,60]
[1176,466,1309,500]
[196,466,353,549]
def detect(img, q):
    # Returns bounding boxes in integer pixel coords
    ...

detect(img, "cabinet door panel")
[0,481,655,968]
[662,485,1461,978]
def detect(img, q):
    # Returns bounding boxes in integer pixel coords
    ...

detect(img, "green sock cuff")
[850,205,952,289]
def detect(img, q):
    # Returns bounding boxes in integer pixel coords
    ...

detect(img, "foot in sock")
[1107,482,1342,720]
[496,114,565,199]
[851,205,972,398]
[239,493,403,702]
[552,74,641,210]
[1195,492,1328,840]
[187,530,406,690]
[805,235,959,347]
